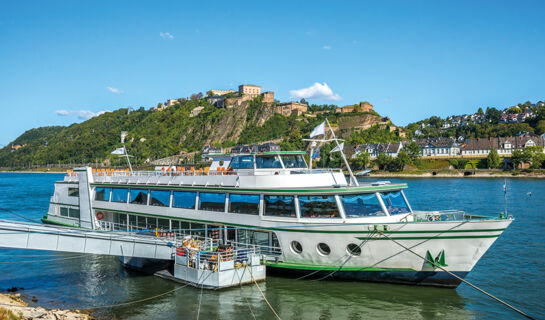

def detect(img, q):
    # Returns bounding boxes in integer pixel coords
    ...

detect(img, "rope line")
[246,265,281,320]
[379,232,535,320]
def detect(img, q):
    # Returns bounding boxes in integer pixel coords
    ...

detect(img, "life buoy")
[96,211,104,220]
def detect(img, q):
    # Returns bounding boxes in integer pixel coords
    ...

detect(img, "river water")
[0,173,543,319]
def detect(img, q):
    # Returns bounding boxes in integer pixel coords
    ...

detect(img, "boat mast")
[325,118,359,186]
[124,143,133,174]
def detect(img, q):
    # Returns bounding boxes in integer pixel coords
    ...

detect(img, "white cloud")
[55,110,70,116]
[290,82,342,101]
[160,32,174,39]
[55,110,109,120]
[322,45,332,50]
[107,86,124,94]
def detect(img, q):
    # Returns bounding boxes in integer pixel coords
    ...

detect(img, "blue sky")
[1,1,544,146]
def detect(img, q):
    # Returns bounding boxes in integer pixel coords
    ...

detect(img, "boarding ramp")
[0,219,178,260]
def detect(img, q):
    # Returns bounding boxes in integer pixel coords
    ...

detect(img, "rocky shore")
[0,293,91,320]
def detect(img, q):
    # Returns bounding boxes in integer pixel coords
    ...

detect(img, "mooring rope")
[379,231,535,320]
[246,265,281,320]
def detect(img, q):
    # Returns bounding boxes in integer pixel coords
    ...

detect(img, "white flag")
[310,121,326,138]
[330,142,344,153]
[111,147,125,155]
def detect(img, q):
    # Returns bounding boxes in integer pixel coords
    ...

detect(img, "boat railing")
[85,167,342,178]
[175,245,262,272]
[225,240,283,257]
[411,210,494,222]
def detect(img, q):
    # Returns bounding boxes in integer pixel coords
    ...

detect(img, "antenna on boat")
[324,118,358,186]
[503,178,507,217]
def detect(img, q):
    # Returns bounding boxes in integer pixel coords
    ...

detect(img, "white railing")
[411,210,493,222]
[88,168,341,178]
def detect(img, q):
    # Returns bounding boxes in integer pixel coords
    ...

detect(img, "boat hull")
[267,265,468,288]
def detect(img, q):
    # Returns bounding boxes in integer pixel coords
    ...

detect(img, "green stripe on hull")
[266,262,414,272]
[41,217,81,228]
[357,235,500,240]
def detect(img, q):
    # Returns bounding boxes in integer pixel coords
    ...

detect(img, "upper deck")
[64,167,407,194]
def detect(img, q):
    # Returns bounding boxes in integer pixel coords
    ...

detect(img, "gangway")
[0,219,270,289]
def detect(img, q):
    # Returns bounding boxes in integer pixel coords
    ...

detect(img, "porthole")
[291,241,303,254]
[347,243,361,256]
[317,243,331,256]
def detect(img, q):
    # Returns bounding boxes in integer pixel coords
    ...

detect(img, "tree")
[486,148,501,169]
[536,120,545,135]
[403,141,421,163]
[477,107,484,115]
[485,107,501,123]
[190,92,203,100]
[352,151,370,170]
[375,153,393,170]
[511,149,532,169]
[527,146,545,169]
[394,151,411,171]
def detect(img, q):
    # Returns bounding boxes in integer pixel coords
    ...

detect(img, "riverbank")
[0,293,91,319]
[367,169,545,178]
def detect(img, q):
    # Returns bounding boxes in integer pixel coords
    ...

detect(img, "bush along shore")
[0,293,91,320]
[365,169,545,178]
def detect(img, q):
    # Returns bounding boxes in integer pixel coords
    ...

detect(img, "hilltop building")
[276,102,308,116]
[336,101,374,113]
[239,84,261,96]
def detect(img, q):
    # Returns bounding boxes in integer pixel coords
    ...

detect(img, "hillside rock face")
[337,113,383,137]
[201,101,275,146]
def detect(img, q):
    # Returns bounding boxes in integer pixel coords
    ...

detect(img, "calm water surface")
[0,173,543,319]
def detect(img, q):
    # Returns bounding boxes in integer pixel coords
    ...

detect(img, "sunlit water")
[0,173,543,319]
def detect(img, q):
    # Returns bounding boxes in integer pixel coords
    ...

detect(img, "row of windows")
[290,240,362,257]
[98,210,279,248]
[94,188,411,218]
[59,206,80,218]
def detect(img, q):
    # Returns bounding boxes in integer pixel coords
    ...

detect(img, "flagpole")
[124,143,133,174]
[325,118,358,186]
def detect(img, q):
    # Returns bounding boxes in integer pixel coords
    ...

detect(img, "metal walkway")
[0,219,176,260]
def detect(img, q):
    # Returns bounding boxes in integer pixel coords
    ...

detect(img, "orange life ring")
[96,211,104,220]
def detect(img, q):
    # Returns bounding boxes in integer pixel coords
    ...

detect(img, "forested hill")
[0,97,393,167]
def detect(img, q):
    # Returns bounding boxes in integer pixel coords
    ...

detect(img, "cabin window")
[380,191,411,215]
[281,155,307,169]
[158,218,170,230]
[317,243,331,256]
[60,207,69,217]
[199,193,226,212]
[146,217,158,229]
[255,156,282,169]
[191,223,206,237]
[130,189,148,205]
[137,216,147,229]
[150,190,171,207]
[291,241,303,254]
[172,191,196,209]
[180,221,191,233]
[111,188,128,203]
[340,193,386,217]
[237,229,271,247]
[229,194,260,214]
[207,225,221,240]
[230,156,254,169]
[347,243,362,256]
[264,195,296,217]
[68,188,79,197]
[298,195,340,218]
[68,208,80,218]
[95,187,110,201]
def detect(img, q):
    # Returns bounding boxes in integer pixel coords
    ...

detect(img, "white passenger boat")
[42,149,512,288]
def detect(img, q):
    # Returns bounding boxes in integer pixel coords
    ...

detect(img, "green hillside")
[0,98,390,167]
